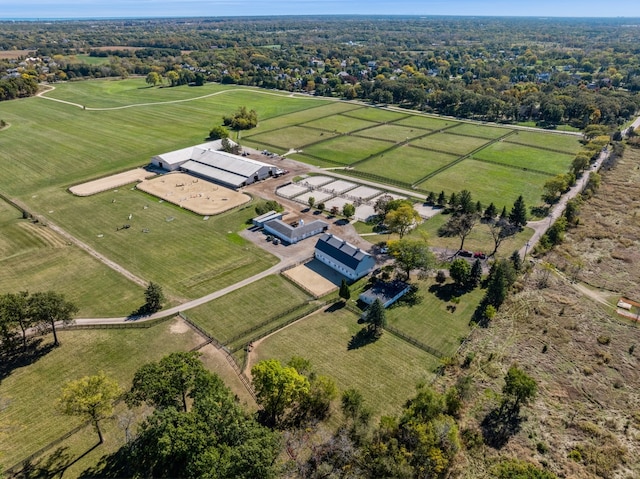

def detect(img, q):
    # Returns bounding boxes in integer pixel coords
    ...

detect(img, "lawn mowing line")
[470,156,554,176]
[503,140,578,156]
[404,143,473,157]
[411,130,517,187]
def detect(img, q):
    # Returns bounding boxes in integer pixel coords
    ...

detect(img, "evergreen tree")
[509,195,528,228]
[510,250,523,272]
[484,202,497,220]
[339,279,351,302]
[469,259,483,288]
[437,191,447,207]
[144,282,165,314]
[365,299,386,336]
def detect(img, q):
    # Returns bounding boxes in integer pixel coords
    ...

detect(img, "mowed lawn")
[340,107,409,123]
[394,115,457,130]
[356,145,459,184]
[302,135,392,165]
[31,187,277,301]
[505,130,582,153]
[0,318,202,470]
[410,212,534,257]
[185,275,312,344]
[0,200,142,316]
[411,132,490,156]
[243,125,339,152]
[385,278,484,356]
[253,306,439,417]
[302,114,378,134]
[448,122,513,139]
[417,158,551,211]
[353,123,433,142]
[474,142,575,174]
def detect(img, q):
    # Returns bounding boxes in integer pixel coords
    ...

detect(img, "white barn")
[314,233,376,281]
[151,141,281,189]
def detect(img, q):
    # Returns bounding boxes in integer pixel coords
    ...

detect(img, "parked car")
[458,250,473,257]
[473,252,487,259]
[272,238,280,245]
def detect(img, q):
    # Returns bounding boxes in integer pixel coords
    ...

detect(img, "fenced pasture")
[449,122,512,139]
[35,186,277,300]
[252,307,439,417]
[394,114,455,130]
[0,200,142,316]
[302,114,377,133]
[417,158,551,210]
[473,141,575,174]
[504,129,583,153]
[0,318,202,475]
[384,278,485,357]
[300,135,392,164]
[411,132,489,156]
[246,125,339,152]
[352,123,432,142]
[185,275,312,345]
[355,145,458,185]
[341,107,409,123]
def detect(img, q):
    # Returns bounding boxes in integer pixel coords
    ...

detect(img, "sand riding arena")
[71,169,250,215]
[136,172,251,215]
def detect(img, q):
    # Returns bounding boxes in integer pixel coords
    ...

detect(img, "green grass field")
[0,200,142,316]
[253,306,439,417]
[34,187,277,301]
[505,130,582,153]
[0,318,201,471]
[244,125,339,152]
[301,135,392,165]
[355,145,458,184]
[417,158,551,210]
[185,275,312,344]
[473,142,575,174]
[353,123,434,142]
[411,132,490,156]
[394,115,456,130]
[385,278,484,356]
[302,114,378,134]
[449,122,513,139]
[341,107,409,123]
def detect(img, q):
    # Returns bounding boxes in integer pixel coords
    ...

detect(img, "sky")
[1,0,639,19]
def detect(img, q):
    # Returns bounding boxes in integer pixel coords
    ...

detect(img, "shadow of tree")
[14,442,102,479]
[0,337,55,382]
[324,302,345,313]
[480,405,523,449]
[428,283,466,302]
[347,327,378,350]
[77,446,133,479]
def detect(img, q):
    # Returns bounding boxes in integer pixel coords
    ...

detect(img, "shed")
[264,219,329,244]
[252,210,284,227]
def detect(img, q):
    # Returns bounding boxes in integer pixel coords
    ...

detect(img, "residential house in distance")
[314,233,376,281]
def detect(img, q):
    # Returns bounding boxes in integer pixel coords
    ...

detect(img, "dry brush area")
[443,145,640,479]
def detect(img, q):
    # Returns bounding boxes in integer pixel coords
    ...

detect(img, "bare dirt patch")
[169,320,191,334]
[283,259,345,297]
[69,168,155,196]
[137,172,250,216]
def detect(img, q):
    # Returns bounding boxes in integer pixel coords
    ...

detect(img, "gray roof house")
[359,280,411,308]
[314,233,376,281]
[264,219,328,244]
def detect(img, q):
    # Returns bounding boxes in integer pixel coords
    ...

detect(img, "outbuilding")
[264,219,329,244]
[359,280,411,308]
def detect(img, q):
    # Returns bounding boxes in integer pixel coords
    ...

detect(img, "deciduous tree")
[251,359,310,426]
[58,371,122,444]
[387,238,435,280]
[342,203,355,220]
[385,204,420,238]
[29,291,77,347]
